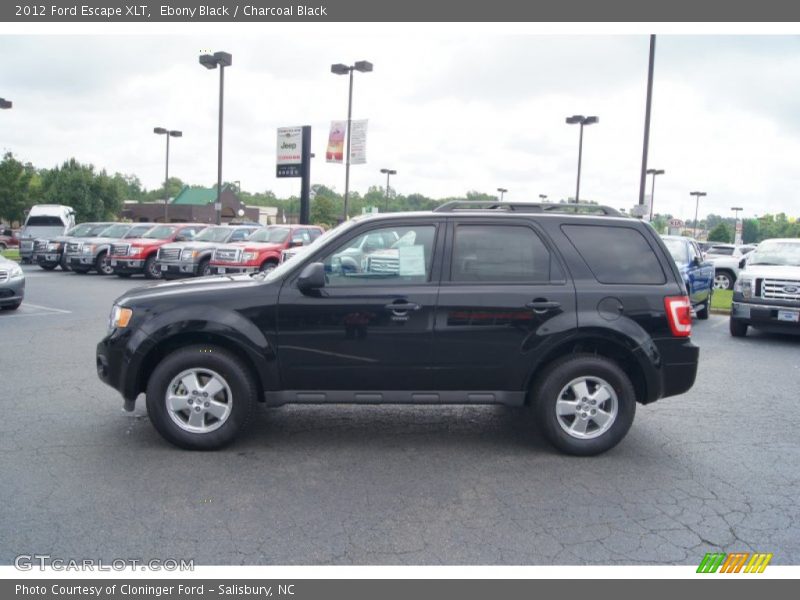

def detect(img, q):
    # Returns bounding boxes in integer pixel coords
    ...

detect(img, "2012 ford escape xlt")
[96,202,699,456]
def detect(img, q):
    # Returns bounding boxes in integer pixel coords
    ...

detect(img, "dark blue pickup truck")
[662,235,715,319]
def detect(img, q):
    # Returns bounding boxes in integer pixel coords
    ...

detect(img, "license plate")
[777,310,799,323]
[46,254,57,261]
[161,264,167,271]
[110,260,117,266]
[218,267,226,274]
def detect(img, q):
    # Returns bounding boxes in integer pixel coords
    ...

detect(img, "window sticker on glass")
[398,245,426,276]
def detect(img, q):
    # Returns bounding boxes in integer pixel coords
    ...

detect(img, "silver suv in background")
[66,223,156,275]
[730,239,800,337]
[705,243,757,290]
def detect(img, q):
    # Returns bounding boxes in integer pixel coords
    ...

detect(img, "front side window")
[451,224,553,283]
[143,225,177,239]
[321,224,436,286]
[663,238,689,266]
[248,227,291,244]
[229,228,253,242]
[100,224,130,238]
[194,227,232,243]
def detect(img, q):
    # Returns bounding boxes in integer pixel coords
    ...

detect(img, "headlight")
[734,276,753,298]
[47,242,61,251]
[8,263,23,279]
[108,305,133,332]
[181,249,198,261]
[241,252,258,262]
[129,247,143,255]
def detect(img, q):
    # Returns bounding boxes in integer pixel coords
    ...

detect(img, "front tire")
[729,318,748,337]
[714,270,734,290]
[145,345,257,450]
[533,354,636,456]
[96,251,114,276]
[259,259,278,273]
[197,258,212,277]
[144,255,161,279]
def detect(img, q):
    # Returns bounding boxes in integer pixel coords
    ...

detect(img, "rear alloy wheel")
[534,354,636,456]
[146,345,256,450]
[96,252,114,276]
[144,255,161,279]
[714,271,734,290]
[729,318,748,337]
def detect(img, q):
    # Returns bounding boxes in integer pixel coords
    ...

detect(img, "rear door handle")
[384,302,421,312]
[525,300,561,311]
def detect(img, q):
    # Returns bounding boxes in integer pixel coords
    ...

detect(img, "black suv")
[96,202,699,455]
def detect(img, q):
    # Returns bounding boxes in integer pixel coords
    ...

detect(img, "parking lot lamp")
[154,128,182,223]
[539,194,548,201]
[731,206,743,243]
[646,168,665,220]
[199,51,232,225]
[497,188,508,201]
[380,168,396,211]
[566,115,598,203]
[331,60,373,221]
[0,98,11,109]
[690,191,707,239]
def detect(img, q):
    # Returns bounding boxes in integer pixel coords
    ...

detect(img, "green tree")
[742,219,760,244]
[310,195,338,227]
[0,153,35,224]
[707,222,732,243]
[40,158,124,222]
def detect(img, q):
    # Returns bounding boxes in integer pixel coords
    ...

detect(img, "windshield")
[86,223,113,237]
[100,224,130,238]
[260,220,359,282]
[662,238,689,265]
[193,227,233,243]
[248,227,291,244]
[126,225,155,238]
[749,241,800,267]
[142,225,177,240]
[66,223,96,237]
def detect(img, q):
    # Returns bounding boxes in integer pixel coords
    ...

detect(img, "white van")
[19,205,76,263]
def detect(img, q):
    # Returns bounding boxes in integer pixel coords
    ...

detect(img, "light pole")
[497,188,508,201]
[566,115,598,203]
[154,128,182,223]
[199,51,232,225]
[731,206,743,243]
[380,168,396,211]
[538,194,548,202]
[331,60,373,221]
[646,168,665,220]
[690,191,707,239]
[0,98,11,109]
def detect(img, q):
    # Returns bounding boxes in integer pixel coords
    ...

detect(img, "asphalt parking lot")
[1,263,799,566]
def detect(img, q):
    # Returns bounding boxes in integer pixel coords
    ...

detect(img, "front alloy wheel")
[714,271,734,290]
[166,368,233,434]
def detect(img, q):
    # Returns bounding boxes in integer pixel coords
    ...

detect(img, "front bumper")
[68,254,98,267]
[110,258,144,274]
[0,277,25,306]
[96,328,150,411]
[211,264,259,275]
[34,252,62,266]
[158,260,199,276]
[732,301,800,333]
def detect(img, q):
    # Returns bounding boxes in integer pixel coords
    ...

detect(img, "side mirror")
[692,255,702,267]
[739,257,747,269]
[297,262,326,293]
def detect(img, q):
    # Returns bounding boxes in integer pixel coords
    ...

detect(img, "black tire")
[116,272,132,278]
[197,258,212,277]
[144,255,161,280]
[697,291,711,320]
[533,354,636,456]
[60,253,70,271]
[39,263,57,271]
[729,318,748,337]
[260,259,278,273]
[1,300,22,311]
[95,251,114,276]
[714,270,734,290]
[145,345,257,450]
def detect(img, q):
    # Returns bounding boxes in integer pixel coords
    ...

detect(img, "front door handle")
[385,302,421,313]
[525,300,560,311]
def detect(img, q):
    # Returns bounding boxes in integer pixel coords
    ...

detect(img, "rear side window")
[451,225,553,283]
[562,225,666,284]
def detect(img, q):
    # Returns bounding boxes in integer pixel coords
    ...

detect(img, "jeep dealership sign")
[276,126,303,178]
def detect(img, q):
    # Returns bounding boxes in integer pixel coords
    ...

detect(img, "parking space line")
[1,303,73,317]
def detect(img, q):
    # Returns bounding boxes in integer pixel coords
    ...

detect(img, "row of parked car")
[21,221,325,280]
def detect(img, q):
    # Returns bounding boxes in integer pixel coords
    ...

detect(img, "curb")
[709,308,730,315]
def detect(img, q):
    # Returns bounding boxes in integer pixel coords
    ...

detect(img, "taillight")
[664,296,692,337]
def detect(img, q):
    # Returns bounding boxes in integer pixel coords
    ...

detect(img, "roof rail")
[432,200,623,217]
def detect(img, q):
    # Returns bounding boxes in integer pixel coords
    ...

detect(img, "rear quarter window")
[562,224,666,284]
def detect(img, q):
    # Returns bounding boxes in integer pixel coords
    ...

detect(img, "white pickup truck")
[705,243,757,290]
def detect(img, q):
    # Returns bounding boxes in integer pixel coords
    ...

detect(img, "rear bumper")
[732,301,800,334]
[648,337,700,402]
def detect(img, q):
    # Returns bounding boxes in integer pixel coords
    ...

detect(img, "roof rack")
[433,200,623,217]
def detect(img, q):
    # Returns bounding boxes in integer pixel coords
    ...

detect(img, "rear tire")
[533,354,636,456]
[697,292,711,320]
[145,345,257,450]
[729,318,748,337]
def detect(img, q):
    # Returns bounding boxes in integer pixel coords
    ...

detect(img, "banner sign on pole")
[276,126,303,178]
[349,119,368,165]
[326,121,346,163]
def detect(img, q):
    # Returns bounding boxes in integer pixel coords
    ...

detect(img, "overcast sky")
[2,33,800,221]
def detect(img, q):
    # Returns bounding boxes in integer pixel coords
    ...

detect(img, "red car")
[0,226,20,251]
[210,225,324,274]
[109,223,207,279]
